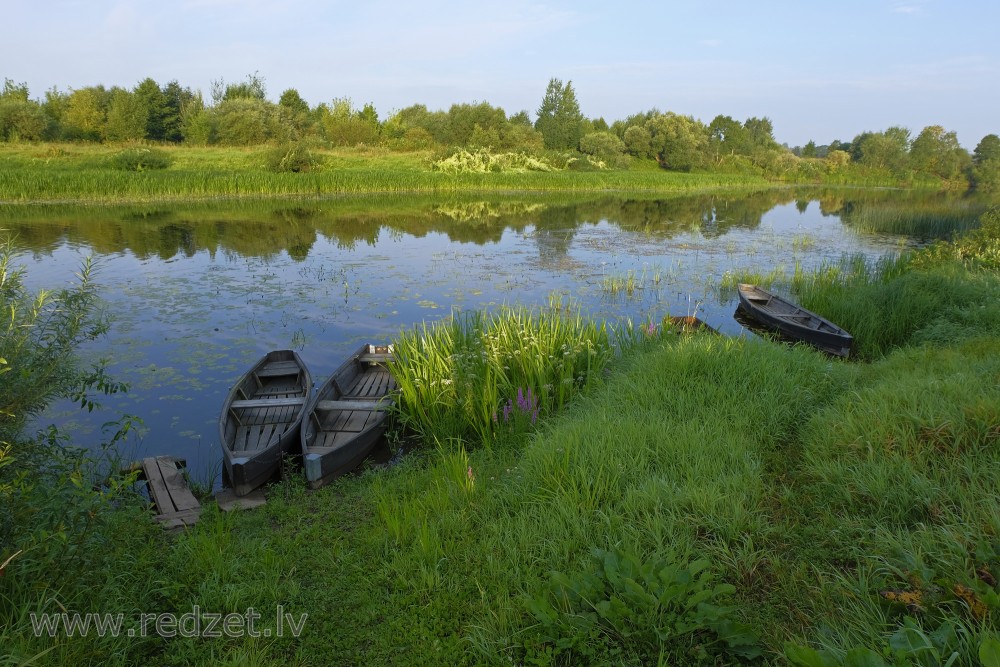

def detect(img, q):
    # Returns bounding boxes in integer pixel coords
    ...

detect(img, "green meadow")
[0,144,775,204]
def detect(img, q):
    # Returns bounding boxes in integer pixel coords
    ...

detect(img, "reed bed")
[0,167,771,203]
[387,300,616,446]
[842,201,987,239]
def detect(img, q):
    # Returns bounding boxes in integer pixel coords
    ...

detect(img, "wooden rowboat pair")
[736,283,853,357]
[219,344,395,496]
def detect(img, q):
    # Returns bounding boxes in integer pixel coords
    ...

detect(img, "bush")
[106,147,173,171]
[0,238,152,663]
[0,241,124,437]
[566,155,607,171]
[431,148,556,174]
[522,548,761,664]
[265,142,321,173]
[580,131,628,168]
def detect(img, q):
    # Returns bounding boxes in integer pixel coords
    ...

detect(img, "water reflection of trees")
[0,188,980,260]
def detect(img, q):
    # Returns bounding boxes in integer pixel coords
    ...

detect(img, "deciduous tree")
[850,126,910,173]
[104,88,147,141]
[0,80,47,141]
[62,87,109,141]
[320,98,379,146]
[579,131,626,166]
[971,134,1000,191]
[645,112,708,171]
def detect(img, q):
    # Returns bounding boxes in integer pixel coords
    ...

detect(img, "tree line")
[1,74,998,191]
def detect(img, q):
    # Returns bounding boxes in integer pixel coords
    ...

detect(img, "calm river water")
[5,188,976,482]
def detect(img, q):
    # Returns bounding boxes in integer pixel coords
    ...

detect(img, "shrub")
[106,147,173,171]
[265,142,321,173]
[579,131,628,168]
[431,148,556,174]
[522,548,761,664]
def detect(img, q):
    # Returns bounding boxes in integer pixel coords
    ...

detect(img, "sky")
[4,0,999,148]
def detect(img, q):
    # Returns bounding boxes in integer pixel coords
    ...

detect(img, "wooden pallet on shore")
[126,456,201,530]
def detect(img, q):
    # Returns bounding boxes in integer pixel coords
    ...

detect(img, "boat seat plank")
[256,361,302,377]
[316,399,389,411]
[358,353,392,363]
[231,397,306,409]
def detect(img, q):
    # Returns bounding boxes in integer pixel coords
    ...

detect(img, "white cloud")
[892,1,924,14]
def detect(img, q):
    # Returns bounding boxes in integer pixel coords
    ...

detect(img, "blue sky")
[4,0,998,147]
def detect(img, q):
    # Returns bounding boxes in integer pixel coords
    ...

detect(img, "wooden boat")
[302,344,396,489]
[219,350,312,496]
[736,283,853,357]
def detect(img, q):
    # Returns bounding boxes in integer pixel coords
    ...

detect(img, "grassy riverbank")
[0,143,780,204]
[3,211,1000,665]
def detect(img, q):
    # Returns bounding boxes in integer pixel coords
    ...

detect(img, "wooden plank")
[129,456,201,529]
[315,431,355,450]
[155,509,201,529]
[358,371,380,397]
[316,399,389,411]
[323,409,351,431]
[231,397,306,409]
[358,353,393,363]
[341,410,370,433]
[216,488,266,512]
[142,457,174,514]
[255,423,277,451]
[341,374,363,395]
[155,457,200,512]
[256,361,301,377]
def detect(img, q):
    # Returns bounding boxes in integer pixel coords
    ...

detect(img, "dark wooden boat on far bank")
[302,344,396,489]
[736,283,853,357]
[219,350,312,496]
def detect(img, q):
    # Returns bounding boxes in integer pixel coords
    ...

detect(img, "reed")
[387,299,615,446]
[841,200,986,239]
[601,269,641,296]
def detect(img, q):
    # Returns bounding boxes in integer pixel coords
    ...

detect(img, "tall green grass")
[387,299,616,445]
[841,200,986,239]
[792,252,1000,359]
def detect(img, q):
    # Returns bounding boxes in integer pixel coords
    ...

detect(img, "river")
[4,187,982,483]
